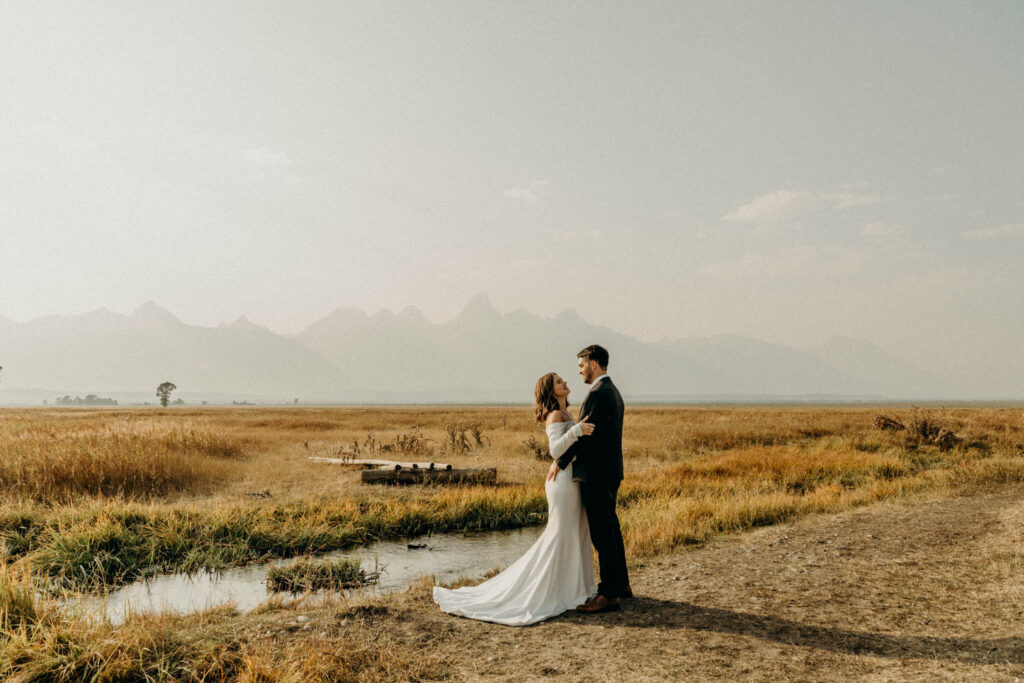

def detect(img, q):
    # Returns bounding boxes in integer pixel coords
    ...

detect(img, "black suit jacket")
[556,377,624,486]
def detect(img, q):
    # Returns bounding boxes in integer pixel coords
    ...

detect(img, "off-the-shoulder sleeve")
[545,423,583,459]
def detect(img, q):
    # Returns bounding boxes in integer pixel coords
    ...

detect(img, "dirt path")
[380,489,1024,681]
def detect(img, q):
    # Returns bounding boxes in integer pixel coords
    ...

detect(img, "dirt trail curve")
[393,489,1024,681]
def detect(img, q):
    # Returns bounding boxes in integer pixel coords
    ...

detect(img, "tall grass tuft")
[0,567,40,631]
[266,557,376,592]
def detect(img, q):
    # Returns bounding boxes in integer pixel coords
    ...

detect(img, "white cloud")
[722,189,880,226]
[721,190,818,224]
[503,180,550,206]
[821,192,881,209]
[962,223,1024,240]
[702,245,865,280]
[242,147,293,168]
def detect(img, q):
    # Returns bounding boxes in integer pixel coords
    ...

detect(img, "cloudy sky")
[1,1,1022,379]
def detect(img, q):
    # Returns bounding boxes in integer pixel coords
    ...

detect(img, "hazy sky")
[1,2,1022,374]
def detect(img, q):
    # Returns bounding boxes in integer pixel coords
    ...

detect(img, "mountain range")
[0,295,998,404]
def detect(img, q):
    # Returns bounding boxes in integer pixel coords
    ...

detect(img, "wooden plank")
[308,457,452,470]
[361,467,497,485]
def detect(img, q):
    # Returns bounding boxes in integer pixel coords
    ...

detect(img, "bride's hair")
[534,372,567,423]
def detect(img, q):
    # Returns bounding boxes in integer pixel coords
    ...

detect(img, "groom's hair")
[577,344,609,369]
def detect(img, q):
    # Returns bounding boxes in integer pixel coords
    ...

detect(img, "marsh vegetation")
[267,557,377,593]
[0,404,1022,679]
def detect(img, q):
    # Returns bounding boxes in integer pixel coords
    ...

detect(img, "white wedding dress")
[432,420,597,625]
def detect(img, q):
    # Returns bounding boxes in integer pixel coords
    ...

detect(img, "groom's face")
[578,357,597,384]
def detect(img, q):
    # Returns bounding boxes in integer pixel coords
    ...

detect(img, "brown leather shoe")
[574,596,598,610]
[575,595,620,614]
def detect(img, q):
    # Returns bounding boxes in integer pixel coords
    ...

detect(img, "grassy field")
[1,404,1023,680]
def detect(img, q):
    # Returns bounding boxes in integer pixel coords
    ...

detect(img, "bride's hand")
[578,416,595,436]
[546,460,560,481]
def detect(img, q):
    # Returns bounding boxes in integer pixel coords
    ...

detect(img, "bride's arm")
[546,422,583,459]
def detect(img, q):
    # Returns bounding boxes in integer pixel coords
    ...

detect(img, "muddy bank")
[374,488,1024,680]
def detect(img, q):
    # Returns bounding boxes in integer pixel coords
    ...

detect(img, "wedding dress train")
[432,420,597,625]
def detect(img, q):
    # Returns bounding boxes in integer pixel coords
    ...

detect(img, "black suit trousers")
[580,479,630,598]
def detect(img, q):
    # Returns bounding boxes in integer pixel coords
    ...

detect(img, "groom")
[547,344,631,613]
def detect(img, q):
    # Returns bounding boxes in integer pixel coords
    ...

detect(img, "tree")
[156,382,177,407]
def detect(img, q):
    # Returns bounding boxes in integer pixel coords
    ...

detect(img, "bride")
[432,372,597,625]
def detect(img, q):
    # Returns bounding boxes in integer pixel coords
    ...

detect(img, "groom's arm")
[555,437,583,471]
[555,388,612,470]
[554,393,595,471]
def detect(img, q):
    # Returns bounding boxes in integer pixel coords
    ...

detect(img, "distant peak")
[398,305,426,321]
[132,301,179,323]
[328,306,369,320]
[555,307,582,322]
[221,315,262,331]
[458,293,498,319]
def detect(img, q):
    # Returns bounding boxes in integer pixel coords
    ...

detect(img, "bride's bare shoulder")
[545,410,569,426]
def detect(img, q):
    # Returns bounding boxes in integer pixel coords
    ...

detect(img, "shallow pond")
[78,525,544,624]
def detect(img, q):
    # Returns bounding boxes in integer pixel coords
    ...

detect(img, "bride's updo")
[534,372,567,423]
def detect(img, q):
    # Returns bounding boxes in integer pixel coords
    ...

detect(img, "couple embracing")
[433,344,631,626]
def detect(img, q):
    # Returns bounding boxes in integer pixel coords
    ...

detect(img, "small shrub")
[379,429,435,457]
[467,421,488,446]
[966,439,993,455]
[901,413,963,452]
[523,435,549,460]
[910,416,942,441]
[444,422,474,455]
[785,480,813,495]
[873,415,906,431]
[934,429,962,452]
[337,429,436,459]
[874,463,907,480]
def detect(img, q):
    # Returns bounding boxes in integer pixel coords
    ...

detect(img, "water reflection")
[81,526,544,624]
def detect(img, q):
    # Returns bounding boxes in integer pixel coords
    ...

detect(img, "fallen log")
[361,467,497,485]
[308,457,453,471]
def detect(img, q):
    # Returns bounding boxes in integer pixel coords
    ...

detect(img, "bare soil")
[374,487,1024,681]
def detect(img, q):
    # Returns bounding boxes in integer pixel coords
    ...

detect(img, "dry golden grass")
[0,414,245,502]
[613,405,1024,559]
[1,404,1023,678]
[2,406,1023,576]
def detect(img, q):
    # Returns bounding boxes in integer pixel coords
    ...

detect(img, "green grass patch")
[266,557,375,592]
